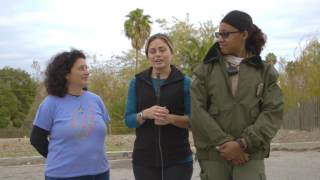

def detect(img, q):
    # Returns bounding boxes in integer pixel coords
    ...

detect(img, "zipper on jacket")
[158,126,164,180]
[156,73,164,180]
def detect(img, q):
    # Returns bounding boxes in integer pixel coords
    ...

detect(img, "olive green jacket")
[190,43,283,161]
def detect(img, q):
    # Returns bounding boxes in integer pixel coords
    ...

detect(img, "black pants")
[133,163,193,180]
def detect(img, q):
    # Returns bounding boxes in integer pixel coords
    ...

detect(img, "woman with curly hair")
[190,10,283,179]
[30,49,110,180]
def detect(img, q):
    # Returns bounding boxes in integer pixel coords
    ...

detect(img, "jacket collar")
[136,65,184,86]
[203,42,264,68]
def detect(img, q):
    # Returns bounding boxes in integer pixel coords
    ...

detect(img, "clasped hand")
[143,105,171,125]
[216,141,249,165]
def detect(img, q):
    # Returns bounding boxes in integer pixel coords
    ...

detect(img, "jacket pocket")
[200,170,208,180]
[198,160,209,180]
[249,98,262,123]
[260,173,266,180]
[250,106,260,119]
[208,105,219,118]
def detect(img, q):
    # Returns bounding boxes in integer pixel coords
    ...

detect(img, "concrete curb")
[0,151,134,166]
[1,142,320,166]
[271,141,320,151]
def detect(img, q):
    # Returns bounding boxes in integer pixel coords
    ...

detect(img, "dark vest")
[133,65,191,167]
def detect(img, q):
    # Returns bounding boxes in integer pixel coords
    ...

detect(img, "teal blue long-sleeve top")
[124,75,191,128]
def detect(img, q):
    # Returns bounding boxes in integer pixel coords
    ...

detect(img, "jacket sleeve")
[30,125,49,158]
[241,65,284,153]
[190,64,234,146]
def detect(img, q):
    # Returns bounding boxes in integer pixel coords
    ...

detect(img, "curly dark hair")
[245,24,267,55]
[44,49,86,97]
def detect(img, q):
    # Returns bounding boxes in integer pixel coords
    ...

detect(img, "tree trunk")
[135,49,139,73]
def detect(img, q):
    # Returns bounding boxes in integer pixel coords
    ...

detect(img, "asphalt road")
[1,151,320,180]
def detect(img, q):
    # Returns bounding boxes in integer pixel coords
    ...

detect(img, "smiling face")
[147,38,173,71]
[218,22,248,57]
[65,58,89,89]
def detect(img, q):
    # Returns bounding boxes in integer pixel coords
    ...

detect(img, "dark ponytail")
[246,24,267,55]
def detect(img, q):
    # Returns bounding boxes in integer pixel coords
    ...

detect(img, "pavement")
[1,141,320,166]
[1,151,320,180]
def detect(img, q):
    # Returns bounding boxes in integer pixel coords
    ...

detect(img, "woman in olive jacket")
[190,10,283,180]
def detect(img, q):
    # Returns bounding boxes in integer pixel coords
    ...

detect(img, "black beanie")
[221,10,253,32]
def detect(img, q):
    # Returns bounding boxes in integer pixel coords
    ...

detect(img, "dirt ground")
[0,129,319,157]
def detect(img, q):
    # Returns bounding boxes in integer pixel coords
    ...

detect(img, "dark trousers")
[133,163,193,180]
[45,170,109,180]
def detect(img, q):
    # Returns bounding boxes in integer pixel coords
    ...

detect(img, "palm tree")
[124,8,152,73]
[265,52,277,65]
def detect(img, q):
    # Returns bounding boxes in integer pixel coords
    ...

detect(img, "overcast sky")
[0,0,319,73]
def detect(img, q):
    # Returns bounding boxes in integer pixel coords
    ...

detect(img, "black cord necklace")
[68,93,83,113]
[227,62,239,76]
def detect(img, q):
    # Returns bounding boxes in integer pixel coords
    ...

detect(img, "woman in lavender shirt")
[30,49,110,180]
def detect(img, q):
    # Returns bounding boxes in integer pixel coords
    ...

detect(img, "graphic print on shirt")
[70,102,95,138]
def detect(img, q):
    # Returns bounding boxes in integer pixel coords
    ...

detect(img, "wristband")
[138,111,144,119]
[235,138,246,150]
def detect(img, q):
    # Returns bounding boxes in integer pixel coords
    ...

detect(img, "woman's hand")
[143,106,170,125]
[216,141,249,165]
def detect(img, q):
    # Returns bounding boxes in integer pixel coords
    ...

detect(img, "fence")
[282,97,320,130]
